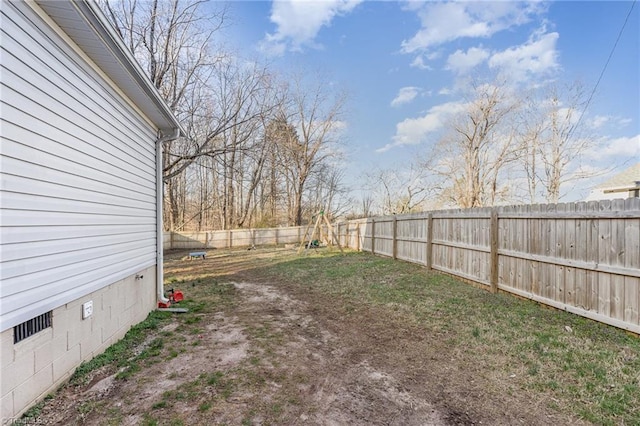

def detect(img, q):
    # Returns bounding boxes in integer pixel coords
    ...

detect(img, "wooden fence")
[164,225,306,250]
[163,199,639,333]
[336,199,640,334]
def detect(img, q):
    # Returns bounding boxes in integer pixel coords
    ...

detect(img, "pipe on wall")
[156,128,180,305]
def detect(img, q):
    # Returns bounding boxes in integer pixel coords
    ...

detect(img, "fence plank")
[575,202,588,310]
[393,216,398,260]
[490,209,499,293]
[587,201,600,312]
[555,203,566,303]
[544,203,555,301]
[565,202,576,307]
[426,213,433,269]
[371,218,376,255]
[530,204,540,296]
[624,198,640,325]
[598,200,612,317]
[611,199,626,320]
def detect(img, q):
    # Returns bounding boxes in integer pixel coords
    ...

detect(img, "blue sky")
[221,0,639,203]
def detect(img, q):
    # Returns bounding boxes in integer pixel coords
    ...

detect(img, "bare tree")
[360,195,374,218]
[213,63,278,229]
[433,79,521,208]
[101,0,227,229]
[101,2,350,231]
[517,89,546,203]
[307,165,352,221]
[519,81,596,203]
[366,163,436,215]
[260,115,300,226]
[235,83,289,228]
[280,73,346,225]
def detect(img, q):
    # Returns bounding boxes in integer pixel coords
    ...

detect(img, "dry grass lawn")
[21,247,640,425]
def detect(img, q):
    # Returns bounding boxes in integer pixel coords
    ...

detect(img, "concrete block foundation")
[0,266,156,422]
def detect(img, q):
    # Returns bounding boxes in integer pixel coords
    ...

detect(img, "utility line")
[569,0,637,139]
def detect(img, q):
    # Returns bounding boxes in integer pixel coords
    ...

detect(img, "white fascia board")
[602,184,640,193]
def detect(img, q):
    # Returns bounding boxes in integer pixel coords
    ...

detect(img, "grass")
[258,251,640,425]
[18,394,53,423]
[22,248,638,425]
[23,270,238,422]
[70,310,173,385]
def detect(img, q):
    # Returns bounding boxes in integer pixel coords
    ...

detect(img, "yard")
[24,248,639,425]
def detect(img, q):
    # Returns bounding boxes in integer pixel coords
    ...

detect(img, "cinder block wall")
[1,265,157,421]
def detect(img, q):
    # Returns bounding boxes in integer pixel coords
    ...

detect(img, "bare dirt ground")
[30,248,587,425]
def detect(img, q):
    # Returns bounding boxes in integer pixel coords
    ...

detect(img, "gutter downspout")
[156,128,180,306]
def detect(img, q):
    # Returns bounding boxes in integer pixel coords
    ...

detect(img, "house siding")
[1,265,157,421]
[0,0,158,333]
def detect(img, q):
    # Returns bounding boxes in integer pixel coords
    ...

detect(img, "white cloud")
[445,47,490,74]
[618,118,633,127]
[377,101,466,152]
[586,135,640,159]
[588,115,633,130]
[329,120,348,132]
[590,115,610,129]
[260,0,362,55]
[401,1,545,54]
[410,55,432,70]
[488,28,559,81]
[391,87,420,107]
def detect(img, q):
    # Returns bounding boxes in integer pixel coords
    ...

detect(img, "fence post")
[426,213,433,270]
[342,222,346,248]
[392,215,398,259]
[275,228,278,246]
[356,222,361,251]
[228,229,232,249]
[371,218,376,255]
[490,208,499,293]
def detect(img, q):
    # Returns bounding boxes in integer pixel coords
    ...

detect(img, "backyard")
[24,247,640,425]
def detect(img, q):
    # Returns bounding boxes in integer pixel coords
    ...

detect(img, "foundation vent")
[14,311,52,343]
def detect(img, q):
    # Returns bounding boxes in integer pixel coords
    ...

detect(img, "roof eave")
[35,0,185,136]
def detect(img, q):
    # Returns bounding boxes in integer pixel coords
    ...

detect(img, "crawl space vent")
[14,311,52,343]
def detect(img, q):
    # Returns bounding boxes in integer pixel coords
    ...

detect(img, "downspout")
[156,128,180,306]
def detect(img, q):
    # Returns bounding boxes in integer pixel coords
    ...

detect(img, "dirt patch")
[28,248,592,425]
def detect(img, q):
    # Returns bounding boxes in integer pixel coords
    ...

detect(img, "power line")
[570,0,637,139]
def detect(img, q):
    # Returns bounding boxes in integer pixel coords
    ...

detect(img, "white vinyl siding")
[0,2,159,331]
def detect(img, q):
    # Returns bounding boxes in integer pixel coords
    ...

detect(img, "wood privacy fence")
[335,199,640,334]
[163,199,639,334]
[163,226,306,250]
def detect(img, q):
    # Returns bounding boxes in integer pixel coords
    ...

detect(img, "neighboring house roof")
[35,0,184,135]
[595,163,640,192]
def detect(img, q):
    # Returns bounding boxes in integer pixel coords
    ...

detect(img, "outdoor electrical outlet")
[82,301,93,319]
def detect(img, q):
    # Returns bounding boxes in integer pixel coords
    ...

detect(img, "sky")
[219,0,639,204]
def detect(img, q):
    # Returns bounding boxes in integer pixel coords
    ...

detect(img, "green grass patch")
[198,402,212,412]
[27,248,637,425]
[70,311,172,384]
[257,251,640,425]
[141,414,158,426]
[19,394,52,422]
[152,401,167,410]
[207,371,224,386]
